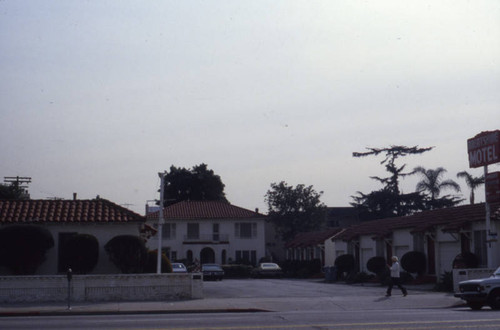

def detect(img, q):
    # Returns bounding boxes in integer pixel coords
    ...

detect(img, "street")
[2,279,500,329]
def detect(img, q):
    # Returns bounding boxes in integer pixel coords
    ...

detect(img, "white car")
[171,263,188,273]
[455,266,500,310]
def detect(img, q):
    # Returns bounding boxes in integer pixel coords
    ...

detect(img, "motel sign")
[467,130,500,168]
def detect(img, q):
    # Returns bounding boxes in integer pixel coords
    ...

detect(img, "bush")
[401,251,426,276]
[143,250,172,273]
[0,225,54,275]
[366,256,386,274]
[64,234,99,274]
[452,252,478,269]
[346,271,373,284]
[104,235,147,273]
[366,256,389,284]
[334,254,356,273]
[435,271,454,292]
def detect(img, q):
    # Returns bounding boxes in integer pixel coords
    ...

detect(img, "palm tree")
[456,171,484,204]
[413,166,461,201]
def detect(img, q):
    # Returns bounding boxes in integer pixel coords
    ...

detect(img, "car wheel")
[467,301,483,310]
[488,290,500,310]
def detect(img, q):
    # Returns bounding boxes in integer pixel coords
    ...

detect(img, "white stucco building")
[328,203,500,280]
[0,197,147,275]
[147,201,267,266]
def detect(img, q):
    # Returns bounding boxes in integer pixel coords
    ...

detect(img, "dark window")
[187,223,199,239]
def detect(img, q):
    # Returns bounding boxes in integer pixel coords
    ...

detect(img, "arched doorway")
[200,247,215,264]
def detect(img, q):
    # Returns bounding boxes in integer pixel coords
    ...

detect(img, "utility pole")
[157,171,166,274]
[4,176,31,199]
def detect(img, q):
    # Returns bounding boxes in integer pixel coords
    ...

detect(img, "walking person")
[386,256,407,297]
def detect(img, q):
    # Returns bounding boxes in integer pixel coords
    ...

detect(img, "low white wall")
[0,273,203,303]
[453,268,495,292]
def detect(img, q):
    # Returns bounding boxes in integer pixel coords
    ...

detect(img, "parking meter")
[67,268,72,310]
[67,268,73,282]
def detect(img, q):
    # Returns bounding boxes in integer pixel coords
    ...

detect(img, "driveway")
[202,278,459,312]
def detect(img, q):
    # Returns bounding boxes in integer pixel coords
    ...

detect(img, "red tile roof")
[147,200,264,220]
[334,203,500,241]
[0,199,145,224]
[286,228,343,248]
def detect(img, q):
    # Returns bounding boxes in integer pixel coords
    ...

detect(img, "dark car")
[251,262,283,278]
[202,264,224,281]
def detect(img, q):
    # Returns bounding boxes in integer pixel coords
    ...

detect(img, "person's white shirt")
[390,262,400,278]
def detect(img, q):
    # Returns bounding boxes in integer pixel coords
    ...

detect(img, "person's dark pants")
[386,277,407,296]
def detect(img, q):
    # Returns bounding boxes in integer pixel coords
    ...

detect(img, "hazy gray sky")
[1,1,499,214]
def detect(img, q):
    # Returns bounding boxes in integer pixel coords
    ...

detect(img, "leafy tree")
[62,234,99,274]
[413,166,463,209]
[414,167,461,201]
[0,182,29,200]
[104,235,147,274]
[0,225,54,275]
[162,164,227,207]
[265,181,326,242]
[351,145,433,218]
[457,171,484,204]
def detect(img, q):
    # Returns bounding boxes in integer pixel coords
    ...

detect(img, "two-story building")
[146,201,267,266]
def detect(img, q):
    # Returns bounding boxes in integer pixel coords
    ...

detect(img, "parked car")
[202,264,224,281]
[171,263,188,273]
[455,266,500,310]
[251,262,283,278]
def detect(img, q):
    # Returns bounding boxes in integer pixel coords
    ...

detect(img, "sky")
[1,1,499,215]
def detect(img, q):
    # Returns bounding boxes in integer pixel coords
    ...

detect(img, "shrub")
[346,271,373,284]
[366,256,387,275]
[64,234,99,274]
[334,254,356,273]
[401,251,426,276]
[0,225,54,275]
[104,235,147,273]
[143,250,172,273]
[452,252,478,269]
[435,271,454,292]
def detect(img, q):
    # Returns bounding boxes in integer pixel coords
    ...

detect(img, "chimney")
[73,193,77,200]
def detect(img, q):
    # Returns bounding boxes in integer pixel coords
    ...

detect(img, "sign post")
[468,130,500,268]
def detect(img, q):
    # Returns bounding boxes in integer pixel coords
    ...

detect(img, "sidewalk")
[0,283,462,317]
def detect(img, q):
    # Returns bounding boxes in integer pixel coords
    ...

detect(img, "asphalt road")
[2,279,500,329]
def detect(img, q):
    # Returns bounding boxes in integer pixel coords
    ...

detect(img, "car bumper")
[454,292,488,300]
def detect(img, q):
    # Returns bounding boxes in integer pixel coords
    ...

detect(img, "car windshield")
[261,263,279,269]
[494,267,500,276]
[172,264,185,269]
[203,265,222,271]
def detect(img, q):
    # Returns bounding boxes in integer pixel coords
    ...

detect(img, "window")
[235,223,257,239]
[474,230,487,267]
[236,250,257,265]
[162,223,176,239]
[213,223,220,241]
[187,223,199,239]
